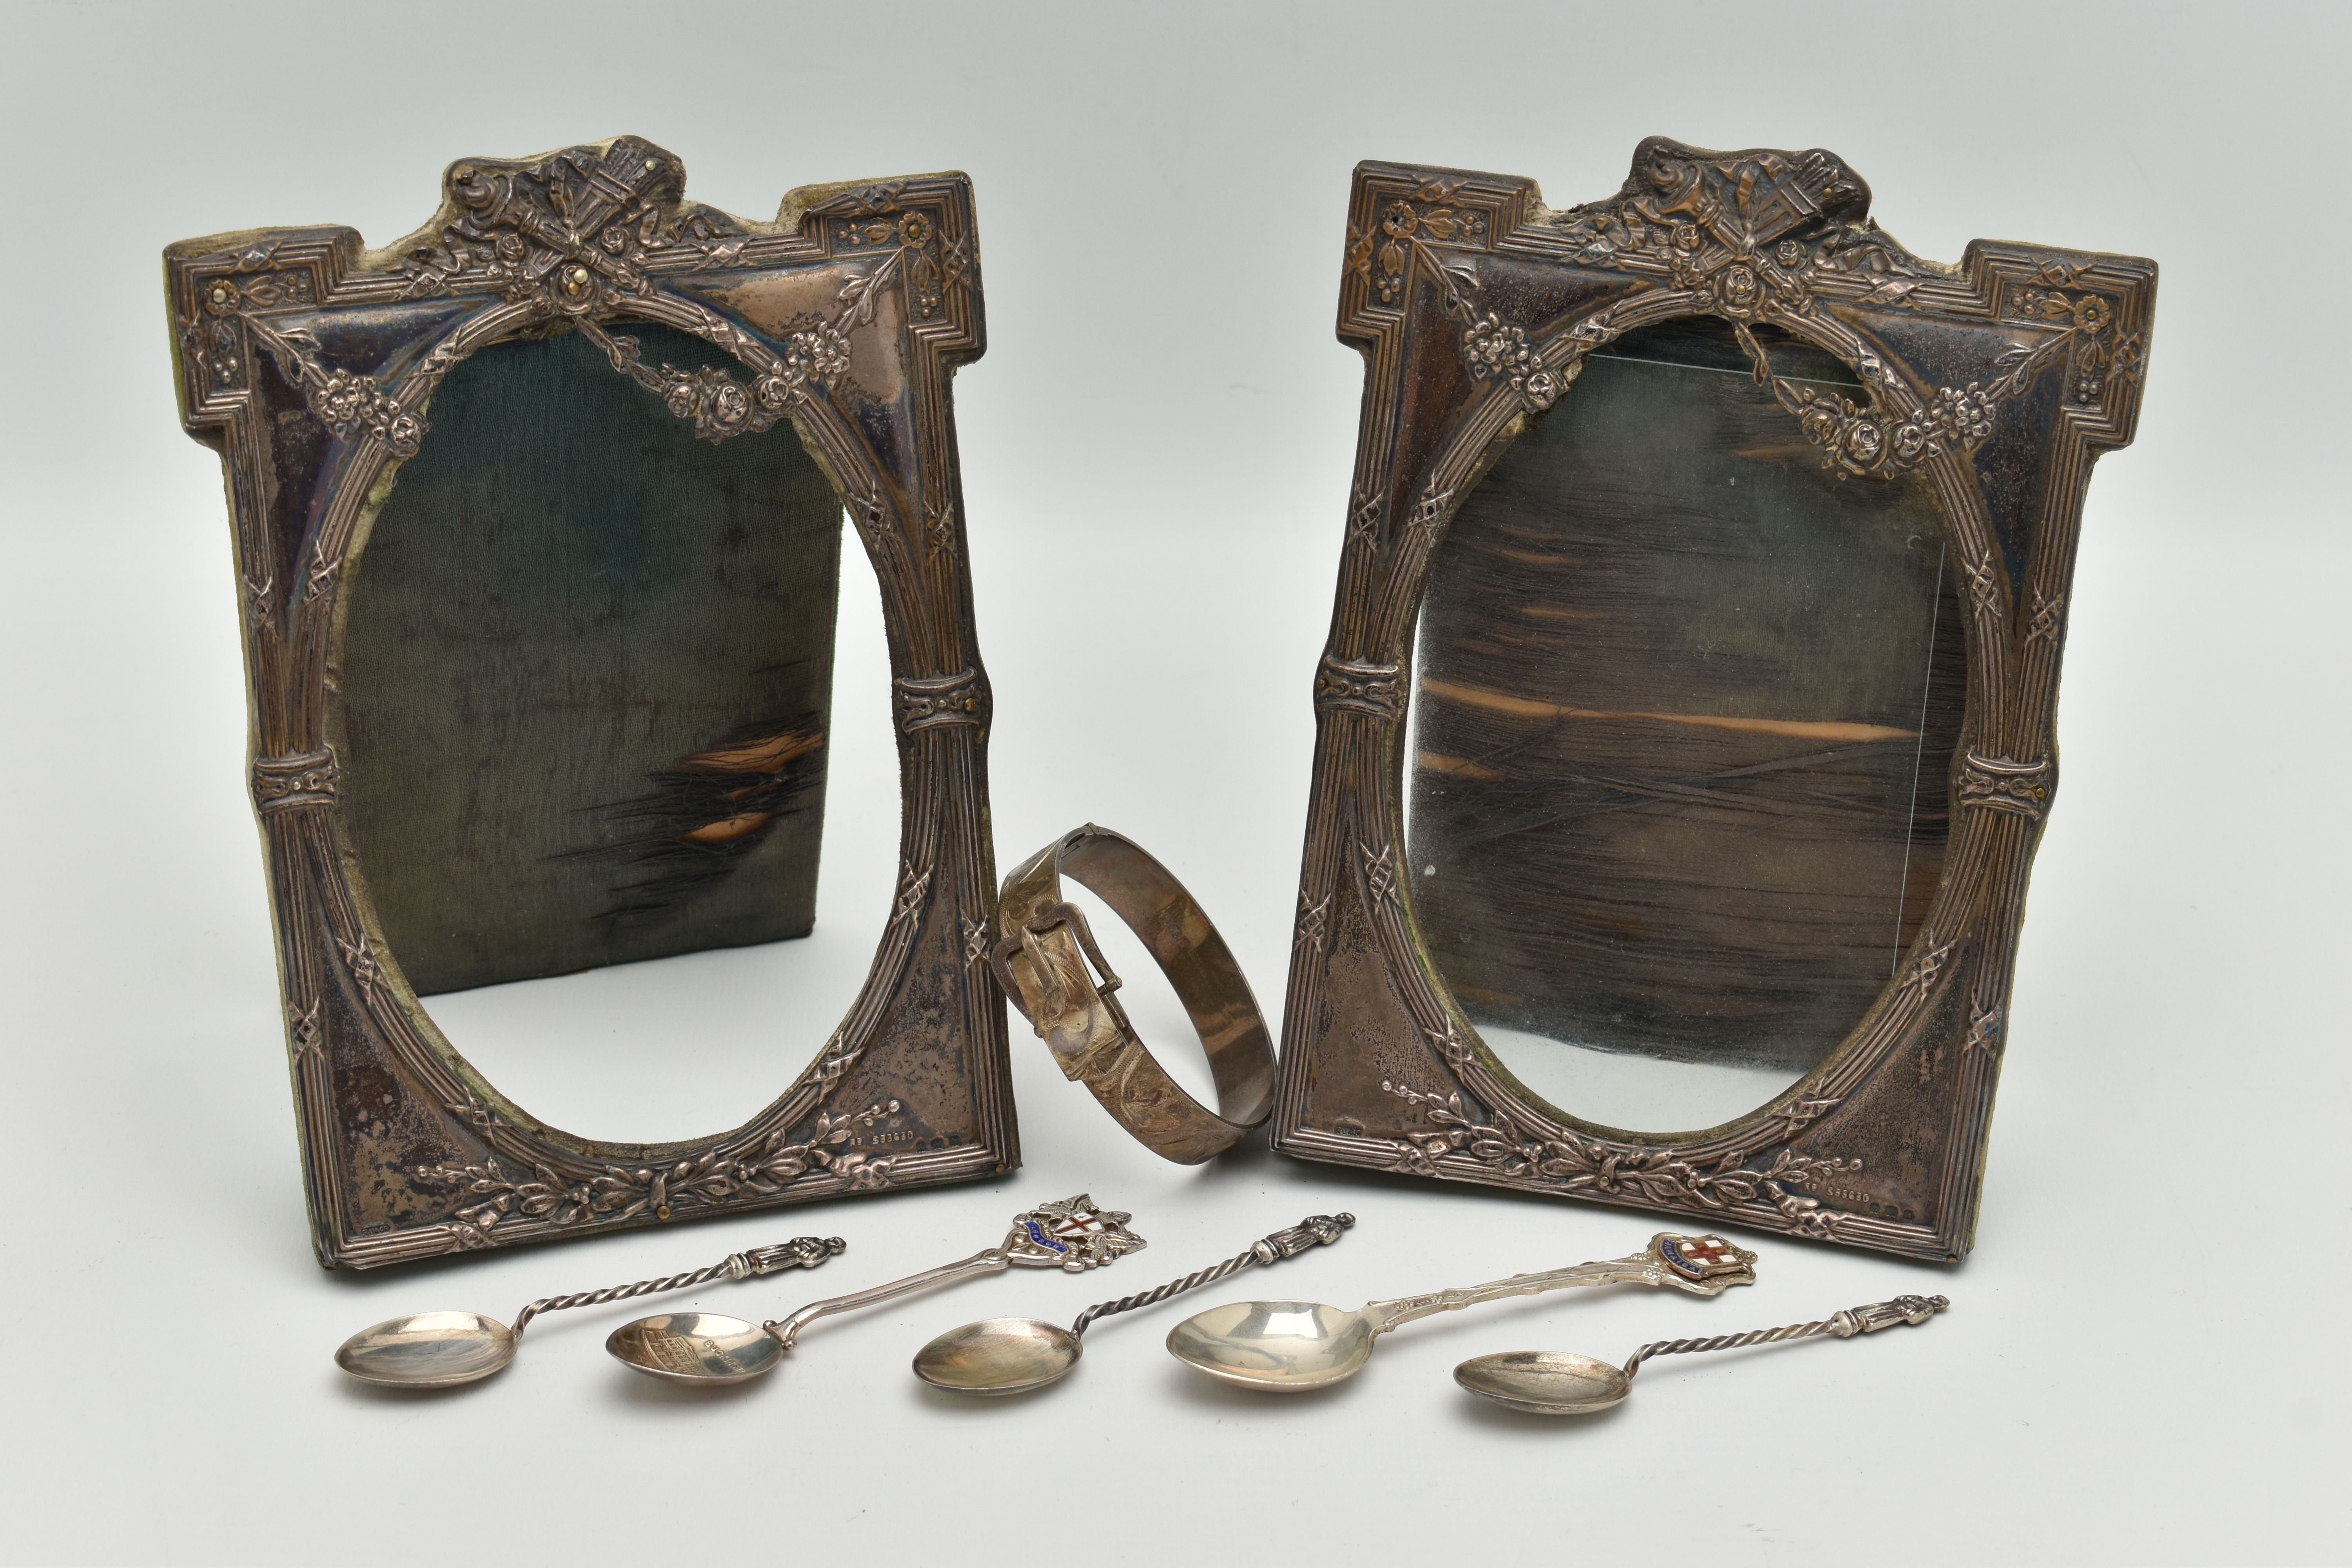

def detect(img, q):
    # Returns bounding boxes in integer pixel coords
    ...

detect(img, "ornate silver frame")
[167,138,1015,1268]
[1271,141,2156,1261]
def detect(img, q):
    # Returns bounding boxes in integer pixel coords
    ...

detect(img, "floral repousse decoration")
[169,139,1008,1269]
[835,204,965,320]
[244,315,423,456]
[421,1100,904,1241]
[394,138,746,310]
[575,251,896,443]
[1749,283,2135,481]
[185,260,316,394]
[1273,144,2157,1262]
[1379,1079,1860,1238]
[1350,189,1490,306]
[1351,187,1570,413]
[1385,144,2141,481]
[215,139,973,457]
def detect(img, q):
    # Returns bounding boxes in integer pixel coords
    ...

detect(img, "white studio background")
[3,3,2347,1564]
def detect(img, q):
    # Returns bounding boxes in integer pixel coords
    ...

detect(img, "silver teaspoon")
[334,1235,844,1388]
[914,1212,1354,1396]
[1455,1292,1950,1414]
[607,1194,1145,1386]
[1166,1231,1756,1393]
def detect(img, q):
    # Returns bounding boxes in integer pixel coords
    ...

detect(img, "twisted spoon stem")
[1070,1213,1354,1339]
[510,1236,844,1337]
[1622,1292,1949,1379]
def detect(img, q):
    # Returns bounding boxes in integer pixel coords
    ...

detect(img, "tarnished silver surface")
[604,1312,784,1384]
[1166,1230,1756,1393]
[992,825,1278,1162]
[169,145,1019,1271]
[333,1235,842,1388]
[914,1212,1353,1396]
[1270,147,2160,1266]
[913,1317,1082,1396]
[1454,1350,1628,1414]
[609,1195,1144,1386]
[1454,1292,1951,1415]
[335,1311,517,1390]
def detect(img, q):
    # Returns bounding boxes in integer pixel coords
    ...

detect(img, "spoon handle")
[510,1236,844,1336]
[764,1194,1149,1349]
[1622,1293,1949,1379]
[1355,1260,1665,1335]
[1070,1212,1354,1338]
[1363,1252,1670,1335]
[1361,1231,1757,1335]
[764,1249,1010,1349]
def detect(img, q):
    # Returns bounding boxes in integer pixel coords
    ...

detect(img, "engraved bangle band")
[991,824,1276,1163]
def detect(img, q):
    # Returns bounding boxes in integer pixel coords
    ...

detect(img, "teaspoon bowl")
[608,1197,1148,1388]
[336,1311,518,1389]
[1453,1350,1631,1414]
[912,1317,1082,1396]
[604,1312,782,1385]
[1165,1299,1378,1392]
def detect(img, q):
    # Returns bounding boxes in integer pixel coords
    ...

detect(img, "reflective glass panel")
[1408,318,1965,1134]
